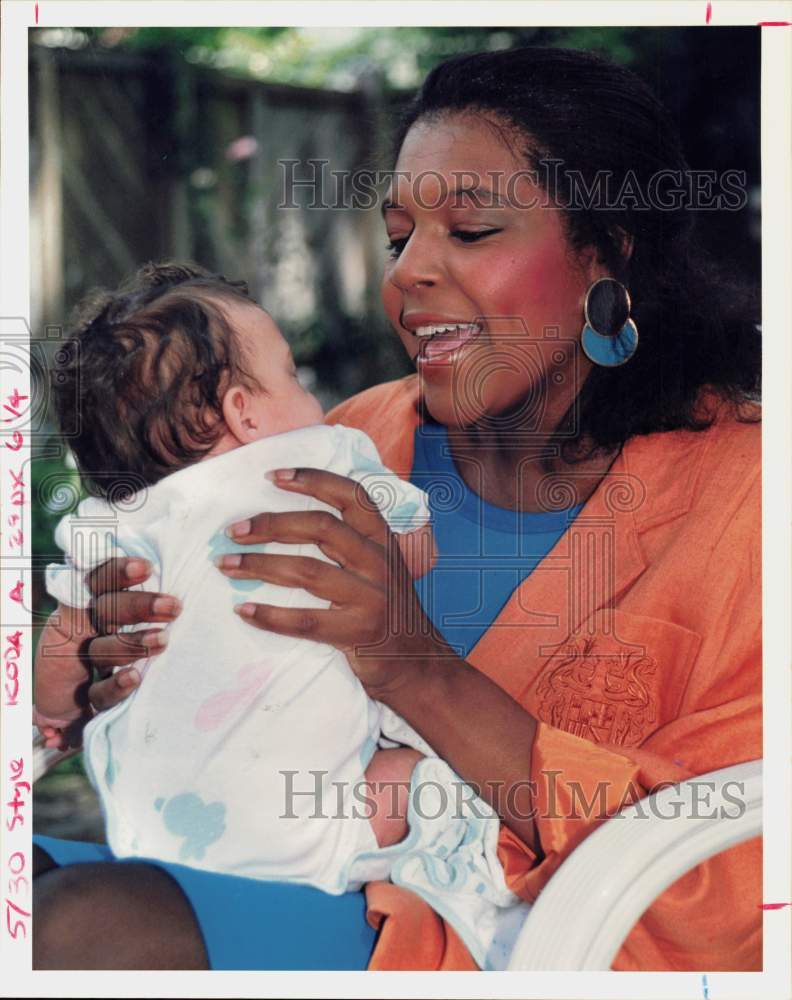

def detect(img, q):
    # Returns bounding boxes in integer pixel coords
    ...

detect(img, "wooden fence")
[29,44,411,406]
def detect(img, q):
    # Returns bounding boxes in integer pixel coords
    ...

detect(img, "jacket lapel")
[467,449,649,699]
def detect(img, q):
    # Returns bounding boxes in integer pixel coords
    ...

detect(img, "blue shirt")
[410,422,584,659]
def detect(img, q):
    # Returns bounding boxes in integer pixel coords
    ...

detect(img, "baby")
[35,262,523,969]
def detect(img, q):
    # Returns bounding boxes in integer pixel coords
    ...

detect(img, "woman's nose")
[387,232,440,291]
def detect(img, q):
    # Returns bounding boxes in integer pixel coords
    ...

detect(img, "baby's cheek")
[396,523,437,580]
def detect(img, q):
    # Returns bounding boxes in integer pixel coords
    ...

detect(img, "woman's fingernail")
[267,468,296,482]
[117,667,141,688]
[152,597,181,616]
[144,630,169,650]
[217,554,242,569]
[125,559,150,579]
[234,603,256,617]
[226,519,251,538]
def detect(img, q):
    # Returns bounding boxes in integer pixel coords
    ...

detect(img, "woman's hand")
[83,557,182,711]
[217,467,457,700]
[33,558,182,745]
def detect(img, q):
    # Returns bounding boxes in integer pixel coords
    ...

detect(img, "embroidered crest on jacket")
[536,636,658,746]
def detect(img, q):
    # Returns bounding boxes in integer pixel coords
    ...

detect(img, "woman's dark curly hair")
[393,46,760,451]
[52,261,259,498]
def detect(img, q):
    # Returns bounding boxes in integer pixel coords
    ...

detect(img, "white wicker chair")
[507,759,762,969]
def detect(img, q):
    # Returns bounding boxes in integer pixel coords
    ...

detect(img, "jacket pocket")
[524,610,702,748]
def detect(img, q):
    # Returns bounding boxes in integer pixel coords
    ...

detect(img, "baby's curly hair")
[52,261,261,498]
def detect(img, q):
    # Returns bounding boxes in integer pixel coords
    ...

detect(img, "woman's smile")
[401,316,485,370]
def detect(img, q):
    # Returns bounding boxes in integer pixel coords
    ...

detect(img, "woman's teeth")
[415,323,481,338]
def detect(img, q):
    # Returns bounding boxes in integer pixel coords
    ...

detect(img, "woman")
[33,46,761,971]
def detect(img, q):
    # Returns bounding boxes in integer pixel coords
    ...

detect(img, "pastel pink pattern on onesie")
[194,662,273,731]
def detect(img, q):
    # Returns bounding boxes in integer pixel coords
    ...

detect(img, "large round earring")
[580,277,639,367]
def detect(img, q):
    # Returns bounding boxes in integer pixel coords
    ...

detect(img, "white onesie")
[46,424,528,969]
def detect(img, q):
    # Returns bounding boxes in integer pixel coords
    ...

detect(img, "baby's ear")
[395,523,437,580]
[221,384,262,444]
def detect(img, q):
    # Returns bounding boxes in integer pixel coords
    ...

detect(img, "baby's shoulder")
[325,376,420,474]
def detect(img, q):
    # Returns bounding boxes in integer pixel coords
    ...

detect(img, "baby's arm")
[363,746,423,848]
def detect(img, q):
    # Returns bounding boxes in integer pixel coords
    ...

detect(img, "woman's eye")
[451,228,502,243]
[386,236,409,257]
[386,227,501,256]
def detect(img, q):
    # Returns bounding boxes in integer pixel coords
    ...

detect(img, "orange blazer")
[326,375,762,972]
